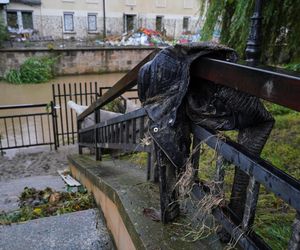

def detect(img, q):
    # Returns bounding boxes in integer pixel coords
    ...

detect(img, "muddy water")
[0,73,125,105]
[0,73,126,151]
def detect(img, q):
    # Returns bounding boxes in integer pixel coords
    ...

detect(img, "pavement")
[0,146,113,250]
[0,209,113,250]
[0,175,66,212]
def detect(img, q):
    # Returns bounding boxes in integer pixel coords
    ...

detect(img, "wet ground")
[0,146,114,249]
[0,209,113,250]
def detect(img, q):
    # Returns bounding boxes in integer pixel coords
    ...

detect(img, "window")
[183,17,189,31]
[64,13,74,32]
[155,0,166,8]
[22,12,33,29]
[7,11,18,29]
[88,14,97,31]
[124,14,136,32]
[125,0,136,6]
[183,0,193,9]
[156,16,163,32]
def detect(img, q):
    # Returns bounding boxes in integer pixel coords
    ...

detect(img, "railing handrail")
[78,49,160,121]
[192,57,300,112]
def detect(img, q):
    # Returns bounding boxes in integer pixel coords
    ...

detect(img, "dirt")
[0,145,77,182]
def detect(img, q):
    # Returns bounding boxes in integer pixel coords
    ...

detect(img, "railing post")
[288,212,300,250]
[191,134,201,182]
[77,119,82,154]
[242,176,260,231]
[50,101,58,150]
[245,0,263,66]
[95,109,102,161]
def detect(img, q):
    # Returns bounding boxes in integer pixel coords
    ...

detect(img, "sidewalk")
[0,146,113,250]
[0,209,113,250]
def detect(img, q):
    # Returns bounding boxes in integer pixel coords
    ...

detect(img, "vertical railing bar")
[125,120,129,144]
[89,82,93,104]
[26,116,31,145]
[74,83,78,104]
[132,118,136,145]
[52,84,59,148]
[40,115,45,144]
[11,117,17,146]
[4,118,9,147]
[120,121,123,144]
[79,82,83,105]
[63,83,70,145]
[241,177,260,231]
[95,82,98,100]
[33,115,38,144]
[57,84,65,145]
[84,82,88,105]
[139,116,144,143]
[69,83,75,144]
[19,117,24,146]
[47,110,52,150]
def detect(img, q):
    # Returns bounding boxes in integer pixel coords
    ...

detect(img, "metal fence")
[52,82,139,147]
[77,49,300,249]
[0,103,57,154]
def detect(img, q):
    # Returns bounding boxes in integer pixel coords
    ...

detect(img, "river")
[0,73,125,105]
[0,73,126,152]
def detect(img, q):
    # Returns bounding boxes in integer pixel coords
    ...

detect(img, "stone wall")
[0,47,154,77]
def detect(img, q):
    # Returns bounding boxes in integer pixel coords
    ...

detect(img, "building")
[1,0,201,39]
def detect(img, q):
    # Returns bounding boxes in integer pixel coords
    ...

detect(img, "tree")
[200,0,300,65]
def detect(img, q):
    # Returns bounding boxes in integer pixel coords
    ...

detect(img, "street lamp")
[245,0,263,66]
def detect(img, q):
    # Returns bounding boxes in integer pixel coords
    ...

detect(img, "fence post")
[95,109,102,161]
[51,101,58,150]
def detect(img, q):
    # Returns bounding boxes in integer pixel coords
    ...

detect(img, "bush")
[0,19,9,47]
[5,56,57,84]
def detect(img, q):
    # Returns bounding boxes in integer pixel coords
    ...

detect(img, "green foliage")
[264,102,296,116]
[102,97,125,113]
[200,0,224,41]
[201,0,300,64]
[0,18,9,47]
[284,63,300,72]
[5,56,57,84]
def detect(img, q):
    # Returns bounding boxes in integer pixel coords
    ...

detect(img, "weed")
[5,56,57,84]
[0,187,95,225]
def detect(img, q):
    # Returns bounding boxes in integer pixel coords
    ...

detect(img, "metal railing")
[0,103,57,153]
[77,50,300,249]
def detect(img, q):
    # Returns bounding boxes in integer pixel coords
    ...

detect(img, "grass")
[123,103,299,249]
[197,103,300,249]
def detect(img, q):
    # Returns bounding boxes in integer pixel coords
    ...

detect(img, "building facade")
[2,0,201,39]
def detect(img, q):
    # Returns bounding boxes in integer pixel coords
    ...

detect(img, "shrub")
[0,19,9,47]
[5,56,57,84]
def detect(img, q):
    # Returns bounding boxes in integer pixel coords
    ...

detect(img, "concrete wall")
[0,47,154,77]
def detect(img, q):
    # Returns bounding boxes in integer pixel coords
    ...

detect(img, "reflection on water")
[0,73,125,106]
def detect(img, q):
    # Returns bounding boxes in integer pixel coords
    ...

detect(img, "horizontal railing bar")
[53,92,100,98]
[0,142,54,150]
[193,125,300,211]
[100,87,138,92]
[79,108,146,134]
[78,49,159,121]
[0,113,50,119]
[192,57,300,111]
[0,103,48,110]
[78,142,151,152]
